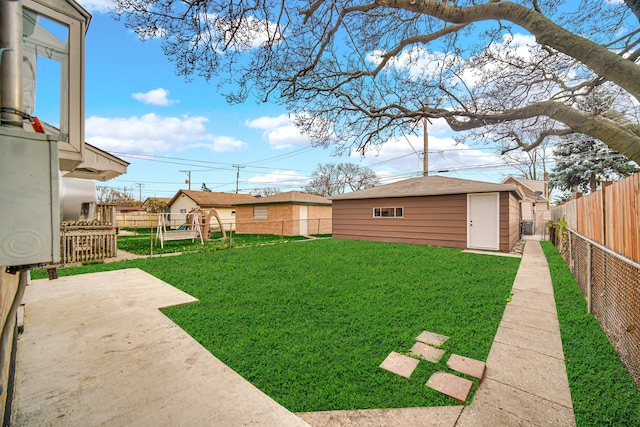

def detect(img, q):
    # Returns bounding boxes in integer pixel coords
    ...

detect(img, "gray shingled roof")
[234,191,331,206]
[330,176,524,200]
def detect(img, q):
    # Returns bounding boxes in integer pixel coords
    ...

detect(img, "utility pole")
[232,165,245,194]
[135,183,144,201]
[423,98,429,177]
[180,170,192,190]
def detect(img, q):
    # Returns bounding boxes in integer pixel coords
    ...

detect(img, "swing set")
[155,208,227,248]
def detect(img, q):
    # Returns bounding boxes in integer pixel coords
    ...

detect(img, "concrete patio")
[11,240,575,426]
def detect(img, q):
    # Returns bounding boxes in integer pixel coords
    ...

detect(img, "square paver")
[379,351,420,378]
[447,354,486,380]
[426,371,474,404]
[415,330,449,347]
[410,341,445,363]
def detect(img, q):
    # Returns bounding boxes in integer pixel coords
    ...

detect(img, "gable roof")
[168,190,256,208]
[330,176,524,200]
[502,176,548,202]
[234,191,331,206]
[141,197,171,208]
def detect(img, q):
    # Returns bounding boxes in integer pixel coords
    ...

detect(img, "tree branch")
[382,0,640,99]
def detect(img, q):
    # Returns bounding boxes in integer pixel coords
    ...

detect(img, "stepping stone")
[447,354,486,380]
[426,371,474,404]
[410,341,445,363]
[415,330,449,347]
[379,352,420,378]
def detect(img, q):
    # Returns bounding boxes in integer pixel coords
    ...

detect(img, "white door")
[299,205,308,235]
[468,193,500,250]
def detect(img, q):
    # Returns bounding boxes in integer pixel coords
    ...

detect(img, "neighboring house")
[501,176,550,235]
[141,197,171,212]
[166,190,257,230]
[116,205,145,214]
[331,176,524,251]
[234,191,332,236]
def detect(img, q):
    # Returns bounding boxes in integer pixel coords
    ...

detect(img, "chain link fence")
[49,217,334,266]
[551,228,640,389]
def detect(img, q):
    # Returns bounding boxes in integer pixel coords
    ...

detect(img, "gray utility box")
[0,126,60,267]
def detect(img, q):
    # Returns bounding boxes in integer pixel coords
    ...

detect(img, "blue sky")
[70,0,524,200]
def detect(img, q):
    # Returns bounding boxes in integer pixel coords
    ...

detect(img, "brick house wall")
[235,204,332,236]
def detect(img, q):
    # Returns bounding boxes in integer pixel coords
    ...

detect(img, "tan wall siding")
[332,195,468,248]
[500,192,521,251]
[169,195,197,221]
[307,205,332,234]
[236,205,332,236]
[0,269,22,422]
[521,200,533,220]
[169,196,238,230]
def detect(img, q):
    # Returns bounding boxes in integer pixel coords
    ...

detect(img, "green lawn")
[117,228,311,255]
[33,239,520,411]
[541,242,640,426]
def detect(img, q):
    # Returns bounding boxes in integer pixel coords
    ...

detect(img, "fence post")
[587,242,592,314]
[568,230,573,271]
[61,226,66,264]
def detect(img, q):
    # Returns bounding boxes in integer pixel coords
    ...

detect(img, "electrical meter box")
[0,126,60,267]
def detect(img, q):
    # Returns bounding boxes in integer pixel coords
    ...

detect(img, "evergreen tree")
[549,136,639,194]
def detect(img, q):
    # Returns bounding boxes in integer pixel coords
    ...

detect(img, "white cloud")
[86,113,248,154]
[132,88,179,106]
[355,132,504,176]
[367,46,461,81]
[460,33,538,87]
[245,114,310,149]
[79,0,112,13]
[247,170,309,187]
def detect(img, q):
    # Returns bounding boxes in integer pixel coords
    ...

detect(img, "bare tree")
[112,0,640,162]
[96,186,136,205]
[304,163,379,196]
[250,187,281,197]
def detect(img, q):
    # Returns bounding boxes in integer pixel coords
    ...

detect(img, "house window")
[253,206,267,219]
[373,207,404,218]
[179,209,187,214]
[22,0,88,153]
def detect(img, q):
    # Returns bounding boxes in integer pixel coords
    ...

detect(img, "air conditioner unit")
[0,126,60,267]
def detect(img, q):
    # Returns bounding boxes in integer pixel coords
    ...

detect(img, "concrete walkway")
[456,240,575,426]
[12,240,574,426]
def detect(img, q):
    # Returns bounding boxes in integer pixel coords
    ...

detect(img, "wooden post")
[587,242,592,314]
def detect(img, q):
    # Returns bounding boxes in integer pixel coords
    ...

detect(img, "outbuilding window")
[253,206,268,219]
[373,207,403,218]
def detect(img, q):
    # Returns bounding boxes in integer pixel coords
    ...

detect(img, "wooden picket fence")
[59,205,118,263]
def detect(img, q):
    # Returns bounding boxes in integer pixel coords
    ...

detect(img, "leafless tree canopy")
[304,162,379,196]
[112,0,640,163]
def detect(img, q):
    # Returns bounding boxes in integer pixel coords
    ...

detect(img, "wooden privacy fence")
[549,173,640,389]
[550,173,640,263]
[116,213,159,228]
